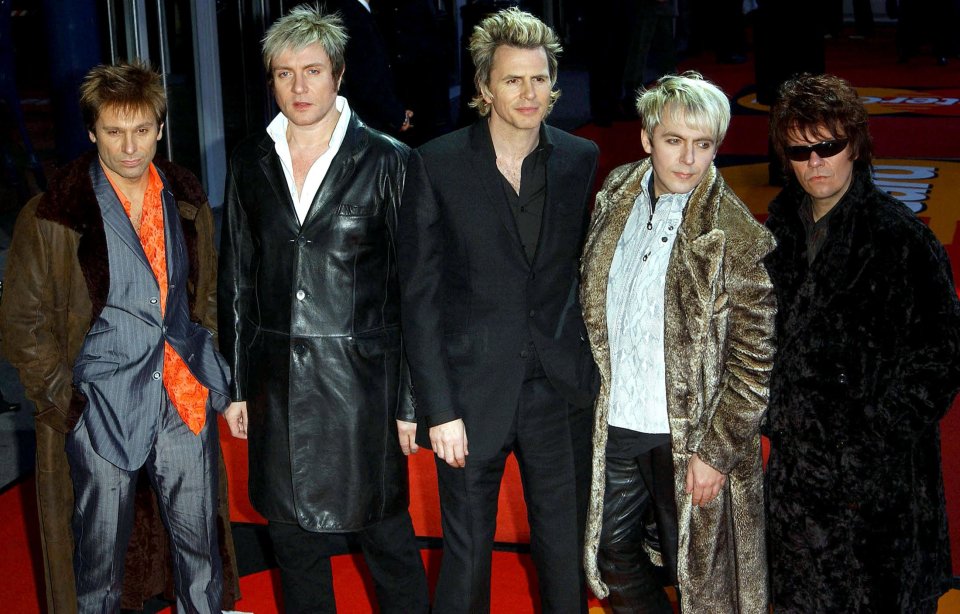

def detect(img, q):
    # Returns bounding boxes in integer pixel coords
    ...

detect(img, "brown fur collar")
[35,151,207,322]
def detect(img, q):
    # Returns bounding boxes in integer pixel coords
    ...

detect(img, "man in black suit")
[398,8,599,613]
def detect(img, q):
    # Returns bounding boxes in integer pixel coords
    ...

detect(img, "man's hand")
[430,419,468,468]
[685,453,726,507]
[397,420,419,455]
[400,109,414,132]
[224,401,248,439]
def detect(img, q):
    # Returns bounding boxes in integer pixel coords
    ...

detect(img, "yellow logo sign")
[723,159,960,246]
[737,88,960,116]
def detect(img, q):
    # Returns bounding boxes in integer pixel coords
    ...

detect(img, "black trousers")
[268,511,428,614]
[598,439,679,614]
[432,357,593,613]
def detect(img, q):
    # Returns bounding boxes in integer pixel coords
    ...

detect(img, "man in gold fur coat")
[580,72,775,612]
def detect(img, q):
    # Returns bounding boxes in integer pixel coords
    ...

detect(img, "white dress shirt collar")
[266,96,352,225]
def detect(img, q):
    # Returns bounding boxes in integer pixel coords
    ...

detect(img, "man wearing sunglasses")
[764,73,960,613]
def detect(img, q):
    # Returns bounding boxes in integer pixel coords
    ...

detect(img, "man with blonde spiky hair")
[219,4,427,612]
[399,7,599,613]
[580,72,774,613]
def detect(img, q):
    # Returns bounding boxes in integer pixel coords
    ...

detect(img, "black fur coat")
[763,167,960,612]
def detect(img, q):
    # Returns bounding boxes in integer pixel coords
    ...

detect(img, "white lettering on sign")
[873,165,938,213]
[860,96,959,107]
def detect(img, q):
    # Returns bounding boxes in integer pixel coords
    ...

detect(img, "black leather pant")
[598,440,679,614]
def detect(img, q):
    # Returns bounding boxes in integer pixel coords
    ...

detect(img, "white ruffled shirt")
[606,168,690,434]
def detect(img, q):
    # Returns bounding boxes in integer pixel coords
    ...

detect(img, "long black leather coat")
[219,113,415,532]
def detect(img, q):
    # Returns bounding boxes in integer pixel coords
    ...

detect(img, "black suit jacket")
[398,121,599,457]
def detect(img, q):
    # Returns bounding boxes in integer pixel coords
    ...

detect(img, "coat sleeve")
[388,151,416,424]
[868,231,960,438]
[190,200,220,338]
[0,200,77,431]
[218,163,256,402]
[693,228,778,474]
[396,149,458,426]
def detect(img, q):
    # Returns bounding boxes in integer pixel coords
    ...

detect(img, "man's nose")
[808,151,824,167]
[681,144,695,165]
[293,73,306,93]
[520,80,535,99]
[122,133,136,154]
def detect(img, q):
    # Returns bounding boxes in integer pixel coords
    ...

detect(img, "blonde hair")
[262,4,348,83]
[79,61,166,131]
[468,7,561,117]
[636,71,731,144]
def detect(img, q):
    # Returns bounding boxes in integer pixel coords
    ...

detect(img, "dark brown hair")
[79,61,166,132]
[770,73,872,175]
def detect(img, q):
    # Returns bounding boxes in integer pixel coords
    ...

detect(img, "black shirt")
[799,195,845,264]
[489,125,552,262]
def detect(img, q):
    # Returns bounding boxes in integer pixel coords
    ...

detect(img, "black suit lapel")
[469,121,528,259]
[536,129,571,268]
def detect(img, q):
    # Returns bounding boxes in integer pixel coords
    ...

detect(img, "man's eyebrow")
[273,62,325,71]
[501,72,550,80]
[660,130,715,142]
[99,122,155,130]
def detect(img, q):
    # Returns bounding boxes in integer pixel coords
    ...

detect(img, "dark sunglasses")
[784,138,849,162]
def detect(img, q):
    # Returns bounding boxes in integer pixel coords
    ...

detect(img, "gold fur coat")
[580,159,776,613]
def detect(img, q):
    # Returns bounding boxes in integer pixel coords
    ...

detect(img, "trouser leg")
[267,521,336,614]
[641,442,680,586]
[569,403,595,611]
[358,511,429,614]
[145,395,222,614]
[597,455,672,614]
[432,449,507,614]
[513,376,588,614]
[66,418,138,613]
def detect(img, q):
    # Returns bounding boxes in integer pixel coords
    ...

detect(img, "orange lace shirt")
[104,163,209,434]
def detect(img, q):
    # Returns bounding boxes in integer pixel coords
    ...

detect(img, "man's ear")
[157,122,164,141]
[336,67,345,92]
[641,128,653,155]
[88,130,97,144]
[479,81,493,103]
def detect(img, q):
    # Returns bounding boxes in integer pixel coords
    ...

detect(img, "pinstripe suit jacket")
[73,162,231,470]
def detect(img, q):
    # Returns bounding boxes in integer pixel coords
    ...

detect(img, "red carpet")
[2,476,956,613]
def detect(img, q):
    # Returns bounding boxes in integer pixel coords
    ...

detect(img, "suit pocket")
[337,202,380,217]
[73,359,120,382]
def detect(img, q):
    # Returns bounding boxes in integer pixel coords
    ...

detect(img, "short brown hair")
[468,7,561,117]
[79,61,167,132]
[770,73,872,176]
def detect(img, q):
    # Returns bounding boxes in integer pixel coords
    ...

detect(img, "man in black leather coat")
[217,5,428,613]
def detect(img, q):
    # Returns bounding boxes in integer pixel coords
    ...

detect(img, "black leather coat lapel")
[301,113,363,229]
[257,136,299,224]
